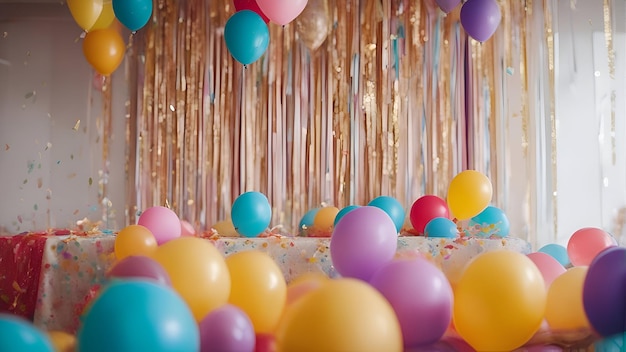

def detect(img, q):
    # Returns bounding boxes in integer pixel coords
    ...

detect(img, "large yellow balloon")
[90,0,115,31]
[47,331,76,352]
[275,278,403,352]
[447,170,493,220]
[226,250,287,333]
[67,0,103,31]
[453,250,546,351]
[114,224,157,259]
[154,237,230,321]
[82,28,125,75]
[545,266,590,331]
[312,206,339,233]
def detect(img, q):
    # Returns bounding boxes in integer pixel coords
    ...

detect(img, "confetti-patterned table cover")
[1,233,531,333]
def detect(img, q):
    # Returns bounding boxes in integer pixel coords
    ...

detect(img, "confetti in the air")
[2,32,7,38]
[73,120,80,131]
[4,144,9,151]
[33,204,38,211]
[88,177,93,186]
[37,178,42,188]
[45,142,52,151]
[27,160,35,173]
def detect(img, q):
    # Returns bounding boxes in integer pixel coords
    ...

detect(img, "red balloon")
[409,195,450,235]
[233,0,269,23]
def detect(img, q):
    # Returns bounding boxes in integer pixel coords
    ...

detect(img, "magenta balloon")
[199,304,255,352]
[460,0,501,42]
[370,258,453,348]
[436,0,461,13]
[582,246,626,337]
[330,206,398,281]
[107,256,172,286]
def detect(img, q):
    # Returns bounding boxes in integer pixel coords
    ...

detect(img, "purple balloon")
[583,246,626,337]
[370,258,453,348]
[460,0,501,42]
[199,304,255,352]
[435,0,461,13]
[106,256,172,286]
[330,206,398,281]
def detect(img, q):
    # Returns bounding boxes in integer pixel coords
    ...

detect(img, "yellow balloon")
[82,28,125,75]
[154,237,230,321]
[545,266,590,331]
[453,250,546,351]
[114,224,157,260]
[89,0,115,31]
[211,219,238,237]
[275,278,403,352]
[47,330,76,352]
[226,250,287,333]
[312,206,339,233]
[67,0,103,31]
[447,170,493,220]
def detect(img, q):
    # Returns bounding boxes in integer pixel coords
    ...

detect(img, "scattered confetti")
[22,179,28,184]
[57,160,61,164]
[73,120,80,131]
[37,178,42,188]
[45,142,52,151]
[68,173,77,179]
[2,32,7,38]
[169,104,175,111]
[34,204,38,211]
[27,160,35,173]
[46,189,52,200]
[88,177,93,186]
[24,91,36,99]
[506,67,514,75]
[5,144,9,151]
[17,215,22,224]
[73,209,79,215]
[70,154,74,160]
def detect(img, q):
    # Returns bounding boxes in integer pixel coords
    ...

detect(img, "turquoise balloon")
[113,0,153,31]
[368,196,405,232]
[424,217,459,238]
[0,314,54,352]
[469,205,510,237]
[224,10,270,65]
[594,332,626,352]
[538,243,570,267]
[299,208,320,232]
[231,191,272,237]
[334,205,360,226]
[77,280,199,352]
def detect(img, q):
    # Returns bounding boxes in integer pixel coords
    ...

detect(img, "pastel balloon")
[424,217,459,238]
[90,0,115,30]
[333,205,359,226]
[526,252,566,287]
[199,304,255,352]
[233,0,269,23]
[538,243,570,267]
[285,273,328,307]
[369,258,453,348]
[77,280,199,351]
[82,28,125,75]
[0,314,54,352]
[312,206,339,233]
[67,0,103,31]
[107,255,171,286]
[114,224,157,259]
[48,331,76,352]
[231,191,272,237]
[453,250,546,351]
[368,196,406,232]
[545,266,590,331]
[567,227,615,266]
[275,278,403,352]
[409,195,450,234]
[460,0,502,42]
[436,0,461,13]
[594,332,626,352]
[447,170,492,220]
[299,207,319,232]
[224,11,270,65]
[330,206,398,281]
[137,206,182,245]
[112,0,152,31]
[256,0,308,26]
[469,205,510,237]
[180,220,196,236]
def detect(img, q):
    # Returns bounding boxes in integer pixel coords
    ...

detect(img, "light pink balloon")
[567,227,615,266]
[180,220,196,237]
[527,252,566,287]
[137,206,181,245]
[256,0,308,26]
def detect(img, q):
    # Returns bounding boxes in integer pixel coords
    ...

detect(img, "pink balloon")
[409,195,450,235]
[567,227,615,266]
[436,0,461,13]
[137,206,181,245]
[255,0,308,26]
[107,255,172,286]
[526,252,566,287]
[233,0,269,23]
[180,220,196,237]
[460,0,501,42]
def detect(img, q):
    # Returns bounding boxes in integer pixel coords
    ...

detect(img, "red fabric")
[0,233,48,320]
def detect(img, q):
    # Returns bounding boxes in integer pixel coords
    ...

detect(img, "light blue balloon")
[424,217,459,238]
[0,314,54,352]
[469,205,510,237]
[77,280,199,352]
[231,191,272,237]
[224,10,270,65]
[113,0,153,31]
[334,205,360,226]
[368,196,406,232]
[299,208,320,232]
[538,243,570,267]
[594,332,626,352]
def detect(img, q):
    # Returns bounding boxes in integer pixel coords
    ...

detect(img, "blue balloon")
[368,196,405,232]
[299,207,320,232]
[424,217,459,238]
[78,280,199,352]
[594,332,626,352]
[334,205,360,226]
[469,205,510,237]
[231,191,272,237]
[113,0,153,31]
[224,10,270,65]
[0,314,54,352]
[538,243,570,267]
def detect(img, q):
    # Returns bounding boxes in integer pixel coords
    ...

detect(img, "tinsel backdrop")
[123,0,560,241]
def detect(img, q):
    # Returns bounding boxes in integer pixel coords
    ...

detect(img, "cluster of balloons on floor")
[67,0,153,75]
[437,0,502,42]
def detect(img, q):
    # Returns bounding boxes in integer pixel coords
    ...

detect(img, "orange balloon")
[114,224,157,260]
[48,331,76,352]
[82,28,125,75]
[312,206,339,233]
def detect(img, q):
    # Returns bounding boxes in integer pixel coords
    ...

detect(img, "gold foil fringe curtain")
[125,0,558,237]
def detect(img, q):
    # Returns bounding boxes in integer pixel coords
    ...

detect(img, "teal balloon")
[299,208,320,231]
[594,332,626,352]
[469,205,510,237]
[231,191,272,237]
[113,0,153,31]
[368,196,405,232]
[224,10,270,65]
[424,217,459,238]
[0,314,54,352]
[538,243,570,267]
[334,205,360,226]
[77,280,199,352]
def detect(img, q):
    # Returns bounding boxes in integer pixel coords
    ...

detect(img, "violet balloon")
[436,0,461,13]
[330,206,398,281]
[460,0,501,42]
[370,258,453,348]
[199,304,255,352]
[107,256,172,287]
[582,246,626,337]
